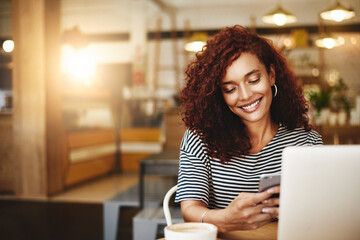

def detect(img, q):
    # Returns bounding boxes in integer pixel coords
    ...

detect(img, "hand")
[261,185,280,219]
[218,189,276,232]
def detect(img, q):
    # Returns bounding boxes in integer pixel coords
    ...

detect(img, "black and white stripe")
[175,125,323,209]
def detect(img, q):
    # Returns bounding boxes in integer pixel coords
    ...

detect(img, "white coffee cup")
[164,222,217,240]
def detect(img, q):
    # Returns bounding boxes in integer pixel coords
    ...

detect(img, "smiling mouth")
[240,98,262,110]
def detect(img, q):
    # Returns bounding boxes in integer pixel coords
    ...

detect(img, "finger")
[261,206,279,216]
[245,212,273,227]
[252,203,271,214]
[267,185,280,194]
[233,191,278,212]
[241,202,275,221]
[263,197,279,206]
[237,192,256,199]
[251,190,276,204]
[233,192,262,207]
[236,191,274,205]
[238,203,267,219]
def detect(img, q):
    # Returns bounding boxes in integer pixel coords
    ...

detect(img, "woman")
[175,25,322,232]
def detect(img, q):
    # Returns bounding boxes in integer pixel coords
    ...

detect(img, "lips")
[239,98,262,111]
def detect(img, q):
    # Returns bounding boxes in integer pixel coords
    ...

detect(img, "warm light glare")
[262,6,297,26]
[312,68,320,77]
[262,13,296,25]
[184,41,206,52]
[324,38,335,49]
[331,10,346,22]
[315,37,344,49]
[123,87,132,100]
[350,37,357,45]
[320,2,355,22]
[2,40,14,53]
[338,37,345,45]
[62,46,96,85]
[283,38,293,48]
[273,13,287,26]
[326,69,340,87]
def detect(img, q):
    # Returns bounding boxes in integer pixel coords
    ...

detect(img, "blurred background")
[0,0,359,239]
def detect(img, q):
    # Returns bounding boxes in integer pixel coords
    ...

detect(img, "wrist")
[217,209,231,233]
[200,209,209,223]
[204,208,229,233]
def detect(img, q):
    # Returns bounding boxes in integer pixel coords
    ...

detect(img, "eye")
[248,77,260,84]
[223,87,235,94]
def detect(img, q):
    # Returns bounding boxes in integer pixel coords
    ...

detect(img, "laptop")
[278,145,360,240]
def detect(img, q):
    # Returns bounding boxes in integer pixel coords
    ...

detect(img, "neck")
[245,118,278,154]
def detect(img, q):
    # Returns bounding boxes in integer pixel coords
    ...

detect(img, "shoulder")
[276,125,323,145]
[306,129,323,145]
[180,129,209,160]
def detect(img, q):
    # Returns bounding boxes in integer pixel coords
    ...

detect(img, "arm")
[180,186,280,233]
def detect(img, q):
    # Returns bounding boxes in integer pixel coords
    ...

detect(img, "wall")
[0,0,11,37]
[323,32,360,95]
[0,114,13,193]
[61,0,134,64]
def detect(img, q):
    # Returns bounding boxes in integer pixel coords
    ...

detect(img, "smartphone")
[258,173,281,196]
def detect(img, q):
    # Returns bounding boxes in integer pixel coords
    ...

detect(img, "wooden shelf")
[314,124,360,145]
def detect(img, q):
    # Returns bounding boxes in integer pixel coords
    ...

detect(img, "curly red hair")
[181,25,310,163]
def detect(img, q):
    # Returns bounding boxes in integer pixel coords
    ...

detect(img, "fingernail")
[267,188,273,194]
[262,208,271,213]
[263,200,268,204]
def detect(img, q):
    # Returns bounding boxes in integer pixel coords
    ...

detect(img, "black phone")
[258,173,281,198]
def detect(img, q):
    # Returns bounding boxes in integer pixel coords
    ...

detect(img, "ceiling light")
[184,41,206,52]
[2,40,14,53]
[61,45,96,84]
[315,34,345,49]
[320,1,355,22]
[262,5,297,26]
[184,32,208,52]
[63,26,88,49]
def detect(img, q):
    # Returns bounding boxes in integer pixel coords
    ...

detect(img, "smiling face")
[221,52,275,125]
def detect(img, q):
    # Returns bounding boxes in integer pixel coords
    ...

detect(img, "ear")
[269,64,275,86]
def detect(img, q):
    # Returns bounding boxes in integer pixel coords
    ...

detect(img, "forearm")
[180,188,279,232]
[181,200,228,232]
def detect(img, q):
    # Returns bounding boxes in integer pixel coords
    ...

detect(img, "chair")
[163,185,178,226]
[133,185,183,240]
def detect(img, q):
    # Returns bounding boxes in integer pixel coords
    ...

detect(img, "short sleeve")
[307,130,323,145]
[175,130,210,205]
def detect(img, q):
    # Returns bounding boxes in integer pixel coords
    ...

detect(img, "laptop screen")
[278,145,360,240]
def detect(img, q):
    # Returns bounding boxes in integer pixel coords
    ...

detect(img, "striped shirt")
[175,124,323,209]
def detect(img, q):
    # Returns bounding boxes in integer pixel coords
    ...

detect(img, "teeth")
[241,99,260,110]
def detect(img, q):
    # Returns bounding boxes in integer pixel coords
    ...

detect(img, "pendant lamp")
[320,1,355,22]
[184,32,208,52]
[262,5,297,26]
[315,34,345,49]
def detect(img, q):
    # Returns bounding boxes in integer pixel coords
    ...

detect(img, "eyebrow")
[222,69,260,85]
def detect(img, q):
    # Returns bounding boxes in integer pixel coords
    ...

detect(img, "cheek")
[265,85,273,97]
[256,83,272,96]
[222,94,237,107]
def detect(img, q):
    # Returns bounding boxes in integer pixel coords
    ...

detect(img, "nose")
[238,84,251,101]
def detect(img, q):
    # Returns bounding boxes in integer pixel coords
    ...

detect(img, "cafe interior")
[0,0,359,239]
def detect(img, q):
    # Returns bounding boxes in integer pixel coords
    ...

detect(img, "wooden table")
[218,222,277,240]
[158,222,278,240]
